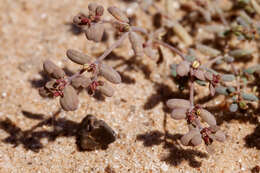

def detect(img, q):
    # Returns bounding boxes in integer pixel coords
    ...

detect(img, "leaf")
[176,61,190,77]
[43,60,65,79]
[191,134,203,146]
[60,85,79,111]
[215,86,228,95]
[97,81,115,97]
[181,129,200,146]
[221,74,235,82]
[85,23,105,42]
[144,45,158,59]
[229,49,252,59]
[166,99,190,109]
[241,93,259,101]
[229,103,238,112]
[224,55,234,63]
[99,63,122,84]
[227,86,236,93]
[195,80,207,86]
[199,109,217,126]
[196,44,220,57]
[129,32,144,57]
[194,69,205,81]
[71,76,92,89]
[171,108,187,120]
[107,6,129,23]
[244,65,260,74]
[66,49,92,65]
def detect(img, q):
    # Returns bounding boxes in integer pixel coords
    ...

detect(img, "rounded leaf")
[43,60,65,79]
[196,44,220,57]
[39,87,49,97]
[205,72,213,81]
[71,76,92,89]
[166,99,190,109]
[227,86,236,93]
[199,109,216,126]
[66,49,92,65]
[221,74,235,82]
[195,80,207,86]
[99,63,121,84]
[224,55,234,63]
[60,85,79,111]
[215,86,228,95]
[171,108,187,120]
[85,23,104,42]
[194,69,205,81]
[107,6,129,23]
[241,93,259,101]
[88,2,98,13]
[176,61,190,77]
[181,129,200,146]
[129,32,144,57]
[96,5,104,16]
[191,134,203,146]
[144,46,158,59]
[229,103,238,112]
[229,49,252,59]
[98,82,115,97]
[244,65,260,75]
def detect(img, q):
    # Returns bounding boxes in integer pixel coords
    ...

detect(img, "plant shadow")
[143,82,189,113]
[244,124,260,150]
[136,130,208,168]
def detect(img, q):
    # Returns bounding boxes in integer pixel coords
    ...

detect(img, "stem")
[237,76,241,94]
[190,79,195,107]
[96,32,129,62]
[154,40,186,60]
[66,70,85,84]
[131,26,148,35]
[200,56,223,69]
[230,62,241,94]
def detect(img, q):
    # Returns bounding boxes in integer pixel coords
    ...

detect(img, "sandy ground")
[0,0,259,173]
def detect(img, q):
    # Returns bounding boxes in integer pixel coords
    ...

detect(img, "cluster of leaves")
[167,99,225,153]
[40,51,121,111]
[164,0,260,151]
[39,3,173,112]
[37,1,260,153]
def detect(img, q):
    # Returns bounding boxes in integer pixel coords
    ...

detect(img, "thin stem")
[190,79,195,107]
[96,32,129,62]
[131,26,148,35]
[237,76,241,94]
[230,62,241,94]
[66,69,85,84]
[154,40,186,60]
[200,56,223,69]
